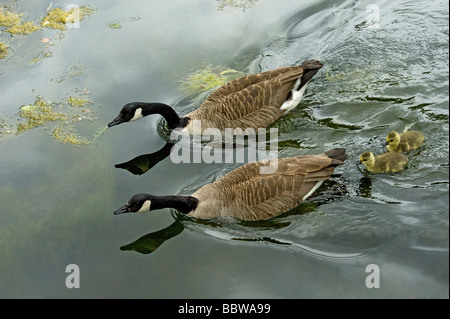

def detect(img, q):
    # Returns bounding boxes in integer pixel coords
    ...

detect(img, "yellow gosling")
[360,151,408,173]
[386,130,425,152]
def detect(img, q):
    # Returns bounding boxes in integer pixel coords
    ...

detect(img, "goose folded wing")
[226,157,335,220]
[206,66,304,102]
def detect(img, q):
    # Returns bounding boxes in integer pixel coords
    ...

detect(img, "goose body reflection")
[114,148,346,221]
[108,60,323,135]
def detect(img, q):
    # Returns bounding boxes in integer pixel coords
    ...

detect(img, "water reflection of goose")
[121,207,366,262]
[113,148,346,221]
[108,60,323,137]
[114,142,174,175]
[120,221,184,254]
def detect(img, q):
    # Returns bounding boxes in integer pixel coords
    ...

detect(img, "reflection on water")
[357,176,373,198]
[115,142,174,175]
[120,221,185,254]
[0,0,448,298]
[121,178,350,257]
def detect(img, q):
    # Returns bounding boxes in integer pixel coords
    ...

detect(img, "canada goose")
[113,148,346,221]
[386,130,425,152]
[360,151,408,173]
[108,60,323,134]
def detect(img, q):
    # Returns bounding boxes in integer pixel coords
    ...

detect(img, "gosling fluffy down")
[386,131,425,152]
[360,151,408,173]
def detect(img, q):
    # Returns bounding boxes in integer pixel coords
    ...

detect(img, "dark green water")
[0,0,448,298]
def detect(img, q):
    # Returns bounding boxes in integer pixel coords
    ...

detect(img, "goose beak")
[114,205,130,215]
[108,115,124,127]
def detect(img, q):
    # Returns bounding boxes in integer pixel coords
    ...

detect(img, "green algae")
[92,126,108,143]
[42,6,94,31]
[16,98,67,134]
[5,88,99,145]
[0,8,39,35]
[67,96,92,107]
[217,0,259,11]
[6,21,39,35]
[51,124,90,146]
[108,22,122,29]
[108,16,140,29]
[52,64,85,82]
[181,65,244,94]
[0,10,20,27]
[0,42,9,59]
[29,52,53,64]
[1,6,95,61]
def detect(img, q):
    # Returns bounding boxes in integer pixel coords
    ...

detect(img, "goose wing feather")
[191,155,337,221]
[186,67,304,130]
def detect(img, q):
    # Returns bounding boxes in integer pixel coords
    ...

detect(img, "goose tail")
[324,148,347,165]
[298,59,323,90]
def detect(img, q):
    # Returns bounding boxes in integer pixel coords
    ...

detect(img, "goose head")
[108,103,146,127]
[114,193,199,215]
[108,102,186,130]
[114,193,153,215]
[386,131,401,148]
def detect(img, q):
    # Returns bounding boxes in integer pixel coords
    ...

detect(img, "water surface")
[0,0,448,298]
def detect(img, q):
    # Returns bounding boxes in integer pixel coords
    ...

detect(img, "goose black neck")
[136,103,188,130]
[150,195,199,214]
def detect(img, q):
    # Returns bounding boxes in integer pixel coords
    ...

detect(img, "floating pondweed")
[52,65,85,83]
[217,0,260,11]
[16,99,67,134]
[6,21,40,35]
[107,16,140,29]
[1,6,95,60]
[0,8,40,35]
[1,88,101,145]
[92,126,109,143]
[0,42,8,59]
[0,10,20,27]
[181,65,244,94]
[51,124,90,146]
[42,6,95,30]
[67,96,92,107]
[108,22,122,29]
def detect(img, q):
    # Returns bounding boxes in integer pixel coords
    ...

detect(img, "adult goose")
[113,148,346,221]
[108,60,323,134]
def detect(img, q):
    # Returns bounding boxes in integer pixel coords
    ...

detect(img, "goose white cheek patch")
[130,107,144,122]
[137,200,151,213]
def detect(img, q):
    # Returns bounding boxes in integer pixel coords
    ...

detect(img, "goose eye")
[131,202,142,211]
